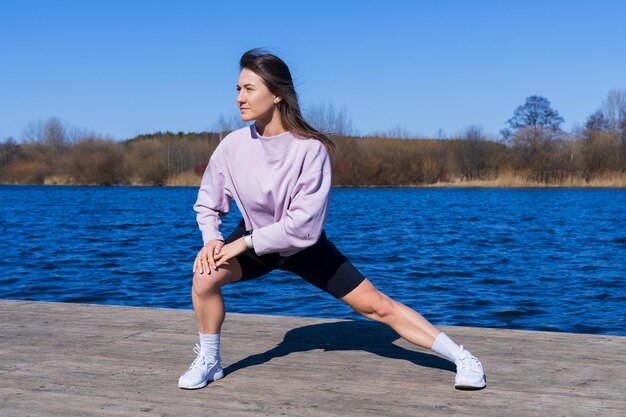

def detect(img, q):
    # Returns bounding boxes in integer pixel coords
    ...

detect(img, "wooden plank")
[0,299,624,417]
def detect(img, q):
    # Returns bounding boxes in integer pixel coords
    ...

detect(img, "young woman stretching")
[179,48,486,390]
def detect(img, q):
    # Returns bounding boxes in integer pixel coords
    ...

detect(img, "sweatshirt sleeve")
[193,150,232,245]
[251,148,331,256]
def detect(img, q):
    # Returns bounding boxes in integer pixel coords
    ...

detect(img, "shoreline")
[2,182,626,189]
[4,170,626,188]
[0,297,626,339]
[3,297,624,337]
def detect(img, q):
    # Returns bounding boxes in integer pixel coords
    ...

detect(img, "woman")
[179,48,486,390]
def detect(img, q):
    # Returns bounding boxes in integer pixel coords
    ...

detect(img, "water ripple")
[1,185,625,336]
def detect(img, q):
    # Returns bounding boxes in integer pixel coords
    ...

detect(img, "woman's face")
[236,68,280,123]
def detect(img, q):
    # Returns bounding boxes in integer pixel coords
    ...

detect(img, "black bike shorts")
[224,219,366,299]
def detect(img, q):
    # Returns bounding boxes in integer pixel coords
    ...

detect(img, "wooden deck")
[0,299,624,417]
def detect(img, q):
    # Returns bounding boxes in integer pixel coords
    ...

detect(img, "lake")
[1,185,624,335]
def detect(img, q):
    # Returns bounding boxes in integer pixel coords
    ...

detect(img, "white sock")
[199,332,220,358]
[431,332,461,362]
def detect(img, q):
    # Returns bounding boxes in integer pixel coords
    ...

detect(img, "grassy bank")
[425,171,626,188]
[3,170,626,188]
[141,170,626,188]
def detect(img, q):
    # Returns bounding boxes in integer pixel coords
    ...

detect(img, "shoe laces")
[455,345,483,373]
[188,344,213,370]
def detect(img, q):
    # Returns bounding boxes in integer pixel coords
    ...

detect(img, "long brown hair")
[239,48,335,151]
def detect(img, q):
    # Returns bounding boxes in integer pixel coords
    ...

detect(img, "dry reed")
[164,171,201,186]
[428,171,626,188]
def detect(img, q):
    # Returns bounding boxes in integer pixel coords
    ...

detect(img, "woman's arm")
[193,151,232,245]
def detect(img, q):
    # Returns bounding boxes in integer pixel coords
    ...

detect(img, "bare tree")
[435,129,447,140]
[585,110,610,131]
[214,112,246,140]
[304,102,353,136]
[379,125,413,139]
[22,120,45,143]
[20,118,70,178]
[22,117,67,146]
[0,137,19,166]
[602,89,626,131]
[457,125,488,180]
[504,96,564,138]
[43,118,67,148]
[503,96,565,175]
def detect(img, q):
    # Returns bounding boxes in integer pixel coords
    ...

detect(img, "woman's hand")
[214,237,248,268]
[193,239,225,275]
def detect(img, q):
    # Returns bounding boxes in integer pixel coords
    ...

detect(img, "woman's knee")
[349,289,395,320]
[365,292,395,320]
[192,262,241,297]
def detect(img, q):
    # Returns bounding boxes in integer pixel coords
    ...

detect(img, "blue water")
[1,185,625,335]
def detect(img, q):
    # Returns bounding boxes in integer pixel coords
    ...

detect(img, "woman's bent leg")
[340,278,440,348]
[179,260,243,389]
[191,259,243,334]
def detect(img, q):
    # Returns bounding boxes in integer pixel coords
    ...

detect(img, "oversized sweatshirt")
[193,123,332,257]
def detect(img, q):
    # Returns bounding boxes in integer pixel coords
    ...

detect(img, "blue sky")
[1,0,625,141]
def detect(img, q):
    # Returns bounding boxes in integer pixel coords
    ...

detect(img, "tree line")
[1,90,625,187]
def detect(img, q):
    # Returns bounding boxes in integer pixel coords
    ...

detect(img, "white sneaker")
[178,344,224,389]
[453,346,486,390]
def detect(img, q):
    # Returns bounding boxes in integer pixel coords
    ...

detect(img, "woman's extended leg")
[341,278,486,389]
[340,278,440,348]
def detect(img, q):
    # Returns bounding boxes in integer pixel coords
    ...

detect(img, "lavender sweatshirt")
[194,124,332,257]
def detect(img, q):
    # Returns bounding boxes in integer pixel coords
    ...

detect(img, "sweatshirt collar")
[250,123,292,140]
